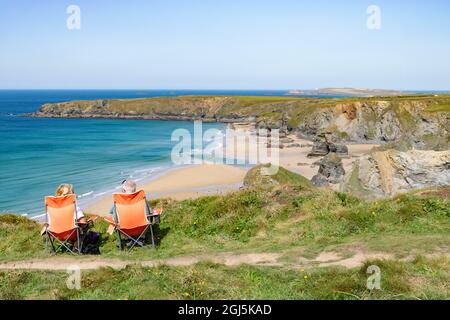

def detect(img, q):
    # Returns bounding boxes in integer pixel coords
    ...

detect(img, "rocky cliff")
[341,149,450,199]
[30,94,450,149]
[296,99,450,150]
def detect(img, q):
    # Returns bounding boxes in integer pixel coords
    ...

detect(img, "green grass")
[42,94,450,118]
[243,164,312,188]
[1,166,448,262]
[0,215,43,260]
[426,103,450,113]
[1,257,448,300]
[0,167,449,299]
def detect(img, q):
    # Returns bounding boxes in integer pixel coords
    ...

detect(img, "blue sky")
[0,0,449,90]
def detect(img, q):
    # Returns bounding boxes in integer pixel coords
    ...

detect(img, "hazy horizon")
[0,88,449,92]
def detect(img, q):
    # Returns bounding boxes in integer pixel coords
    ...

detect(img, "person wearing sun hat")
[109,179,137,222]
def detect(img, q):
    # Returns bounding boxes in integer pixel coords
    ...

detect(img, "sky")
[0,0,449,90]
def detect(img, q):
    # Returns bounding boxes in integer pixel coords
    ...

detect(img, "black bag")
[80,231,100,254]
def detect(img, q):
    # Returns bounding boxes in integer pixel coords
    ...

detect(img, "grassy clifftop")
[33,94,450,123]
[1,166,449,299]
[1,167,449,261]
[31,94,450,149]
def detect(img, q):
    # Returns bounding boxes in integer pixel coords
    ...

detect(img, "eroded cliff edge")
[30,94,450,149]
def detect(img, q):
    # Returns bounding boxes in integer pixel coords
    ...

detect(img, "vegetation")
[38,94,450,131]
[1,257,448,300]
[0,166,448,299]
[426,103,450,113]
[1,167,449,262]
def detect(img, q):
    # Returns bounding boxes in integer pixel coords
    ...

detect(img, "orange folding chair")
[108,190,156,251]
[42,194,81,255]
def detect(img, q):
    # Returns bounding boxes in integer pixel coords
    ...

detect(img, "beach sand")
[85,126,378,216]
[85,164,248,216]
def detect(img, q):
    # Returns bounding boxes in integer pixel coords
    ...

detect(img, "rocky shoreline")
[28,95,450,147]
[25,112,231,123]
[26,94,450,200]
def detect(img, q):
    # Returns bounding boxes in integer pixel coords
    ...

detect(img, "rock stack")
[311,153,346,186]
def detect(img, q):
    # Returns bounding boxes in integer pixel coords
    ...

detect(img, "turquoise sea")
[0,90,295,217]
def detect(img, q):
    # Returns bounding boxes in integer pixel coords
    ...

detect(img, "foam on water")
[0,90,232,216]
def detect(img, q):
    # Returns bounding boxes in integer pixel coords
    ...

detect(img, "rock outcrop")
[308,133,349,157]
[311,153,346,186]
[296,100,450,150]
[341,149,450,199]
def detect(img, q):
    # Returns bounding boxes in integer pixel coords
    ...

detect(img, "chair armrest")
[40,225,48,236]
[148,208,163,216]
[103,216,116,225]
[102,216,117,235]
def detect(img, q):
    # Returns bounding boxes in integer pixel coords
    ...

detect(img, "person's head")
[121,180,137,194]
[56,183,74,197]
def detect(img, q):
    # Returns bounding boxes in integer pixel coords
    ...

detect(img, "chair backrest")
[45,194,77,234]
[113,190,149,229]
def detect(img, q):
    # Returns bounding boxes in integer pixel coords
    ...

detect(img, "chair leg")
[116,229,122,252]
[149,224,156,248]
[49,234,57,254]
[76,229,81,255]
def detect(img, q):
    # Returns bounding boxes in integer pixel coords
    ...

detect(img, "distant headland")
[286,87,407,97]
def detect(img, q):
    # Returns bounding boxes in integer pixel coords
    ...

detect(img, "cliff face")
[31,95,450,149]
[35,96,237,122]
[296,100,450,150]
[341,149,450,200]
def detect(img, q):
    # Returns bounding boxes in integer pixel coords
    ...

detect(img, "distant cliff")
[29,94,450,149]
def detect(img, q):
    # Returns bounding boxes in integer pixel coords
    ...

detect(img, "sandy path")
[0,253,283,271]
[2,249,445,271]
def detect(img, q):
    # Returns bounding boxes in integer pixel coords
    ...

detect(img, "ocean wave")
[132,166,164,174]
[78,191,94,198]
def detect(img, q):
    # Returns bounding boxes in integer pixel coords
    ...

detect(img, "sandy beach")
[228,123,378,180]
[85,126,378,216]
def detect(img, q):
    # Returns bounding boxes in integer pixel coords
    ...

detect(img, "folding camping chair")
[108,190,156,251]
[42,194,81,255]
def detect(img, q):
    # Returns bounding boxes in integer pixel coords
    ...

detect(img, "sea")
[3,89,444,217]
[0,89,301,217]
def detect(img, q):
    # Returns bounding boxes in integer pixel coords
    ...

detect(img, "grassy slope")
[0,167,449,299]
[1,167,449,261]
[426,103,450,113]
